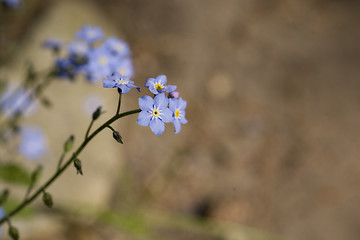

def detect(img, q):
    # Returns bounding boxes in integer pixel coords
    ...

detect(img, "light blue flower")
[169,97,187,134]
[0,86,37,117]
[137,93,173,136]
[75,25,103,44]
[85,47,117,83]
[112,57,134,79]
[0,207,4,238]
[104,37,130,57]
[103,72,140,93]
[2,0,20,8]
[68,41,89,57]
[18,126,47,161]
[145,75,176,95]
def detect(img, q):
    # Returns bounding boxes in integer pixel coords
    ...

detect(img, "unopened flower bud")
[9,226,19,240]
[42,192,53,208]
[64,135,75,152]
[112,131,123,144]
[73,158,83,175]
[31,165,43,184]
[0,189,9,205]
[92,106,102,120]
[169,90,180,99]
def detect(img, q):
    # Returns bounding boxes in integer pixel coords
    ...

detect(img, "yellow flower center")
[116,78,128,85]
[175,110,180,118]
[99,56,108,65]
[155,84,163,91]
[152,108,161,118]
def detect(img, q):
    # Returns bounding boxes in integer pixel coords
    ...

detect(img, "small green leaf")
[0,189,9,205]
[0,163,31,185]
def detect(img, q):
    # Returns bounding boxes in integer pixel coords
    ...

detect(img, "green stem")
[0,108,141,225]
[57,152,66,170]
[85,119,94,139]
[116,93,122,115]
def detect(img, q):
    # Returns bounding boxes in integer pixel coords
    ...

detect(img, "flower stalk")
[0,108,140,226]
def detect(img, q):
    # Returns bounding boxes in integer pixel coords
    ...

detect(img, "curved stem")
[0,108,141,225]
[116,93,122,115]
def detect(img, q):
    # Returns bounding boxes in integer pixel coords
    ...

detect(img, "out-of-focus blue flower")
[104,37,130,57]
[55,58,76,79]
[169,97,187,134]
[18,126,47,161]
[42,38,63,52]
[137,93,173,136]
[0,86,37,117]
[112,58,134,79]
[1,0,20,8]
[103,72,140,93]
[69,41,89,58]
[145,75,176,95]
[76,25,103,44]
[85,47,117,83]
[0,207,4,238]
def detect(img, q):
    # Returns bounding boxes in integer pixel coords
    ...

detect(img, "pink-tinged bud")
[169,90,180,99]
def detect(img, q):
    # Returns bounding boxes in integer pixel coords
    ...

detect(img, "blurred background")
[1,0,360,240]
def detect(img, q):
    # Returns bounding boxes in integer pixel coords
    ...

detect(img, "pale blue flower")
[104,37,130,57]
[0,207,4,238]
[145,75,176,95]
[75,25,103,44]
[103,72,139,93]
[112,57,134,79]
[85,47,116,83]
[137,93,173,136]
[169,97,187,134]
[18,126,47,161]
[2,0,20,8]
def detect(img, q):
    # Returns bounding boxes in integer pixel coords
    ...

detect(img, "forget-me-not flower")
[104,37,130,57]
[0,207,4,238]
[76,25,103,44]
[145,75,176,95]
[42,38,63,52]
[0,86,37,117]
[137,93,173,136]
[103,72,140,93]
[1,0,20,8]
[18,126,47,161]
[86,47,116,83]
[112,57,134,79]
[169,97,188,134]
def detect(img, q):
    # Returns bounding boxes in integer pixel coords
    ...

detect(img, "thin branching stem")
[0,108,141,225]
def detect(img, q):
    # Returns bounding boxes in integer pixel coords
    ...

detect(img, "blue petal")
[120,85,131,94]
[161,108,173,123]
[173,119,181,134]
[150,118,165,136]
[138,95,154,111]
[169,98,177,111]
[137,111,152,126]
[165,85,177,93]
[103,78,116,88]
[179,97,187,110]
[180,116,188,124]
[145,78,155,88]
[154,93,168,108]
[157,75,167,85]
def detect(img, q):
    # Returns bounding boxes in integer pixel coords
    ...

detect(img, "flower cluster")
[43,25,133,83]
[137,75,187,135]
